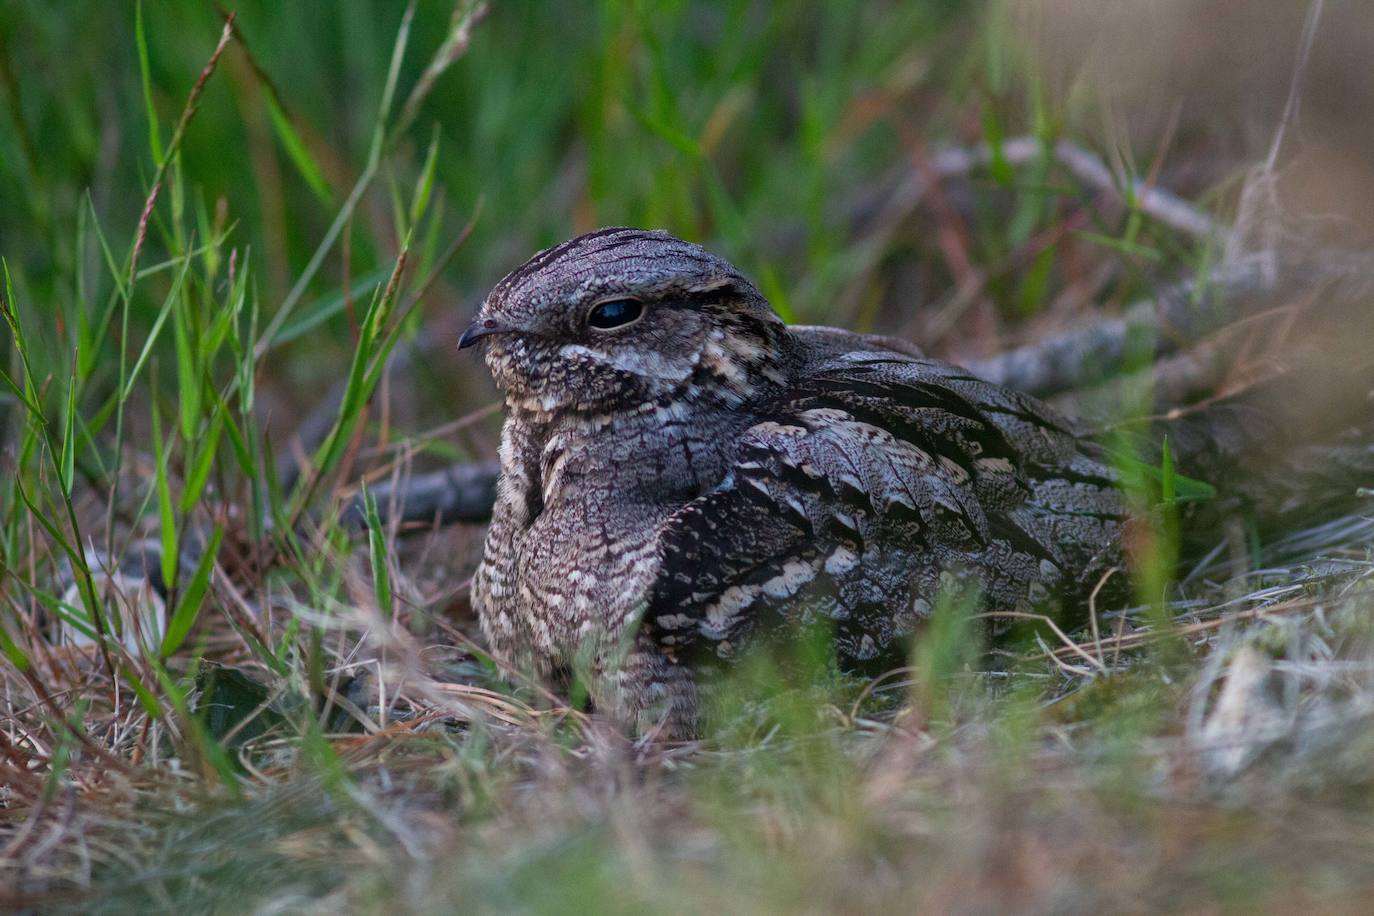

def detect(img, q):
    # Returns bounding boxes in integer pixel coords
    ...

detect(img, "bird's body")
[466,228,1125,736]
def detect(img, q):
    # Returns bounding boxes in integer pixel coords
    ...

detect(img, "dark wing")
[646,351,1124,666]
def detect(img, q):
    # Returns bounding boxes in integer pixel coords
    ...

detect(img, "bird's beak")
[458,318,518,350]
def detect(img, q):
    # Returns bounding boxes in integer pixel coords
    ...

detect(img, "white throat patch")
[558,343,697,383]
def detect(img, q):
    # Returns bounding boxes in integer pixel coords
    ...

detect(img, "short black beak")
[458,318,516,350]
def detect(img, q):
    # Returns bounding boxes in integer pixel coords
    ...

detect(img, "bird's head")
[461,228,786,418]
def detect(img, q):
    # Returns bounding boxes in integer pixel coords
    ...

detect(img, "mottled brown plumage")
[465,228,1124,736]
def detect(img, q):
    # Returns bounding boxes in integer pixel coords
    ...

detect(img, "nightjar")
[462,228,1124,737]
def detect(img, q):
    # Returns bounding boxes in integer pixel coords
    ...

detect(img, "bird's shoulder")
[769,326,1102,518]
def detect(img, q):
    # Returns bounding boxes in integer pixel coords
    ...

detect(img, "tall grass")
[0,0,489,804]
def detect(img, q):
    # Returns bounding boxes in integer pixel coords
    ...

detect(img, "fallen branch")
[348,459,499,528]
[959,251,1374,399]
[923,137,1225,242]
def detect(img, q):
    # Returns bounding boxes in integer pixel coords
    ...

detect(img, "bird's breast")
[538,402,751,507]
[514,497,666,656]
[497,403,754,656]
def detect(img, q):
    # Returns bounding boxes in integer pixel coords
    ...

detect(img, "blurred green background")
[3,0,1264,443]
[3,0,967,290]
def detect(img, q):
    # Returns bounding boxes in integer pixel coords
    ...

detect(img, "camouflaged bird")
[462,228,1124,737]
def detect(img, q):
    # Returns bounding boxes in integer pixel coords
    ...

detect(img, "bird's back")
[645,327,1126,669]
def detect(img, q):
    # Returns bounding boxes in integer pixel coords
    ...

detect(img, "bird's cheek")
[556,343,697,387]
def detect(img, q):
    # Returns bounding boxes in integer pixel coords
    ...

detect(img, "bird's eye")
[586,298,645,330]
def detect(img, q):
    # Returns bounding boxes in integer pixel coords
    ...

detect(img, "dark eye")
[586,298,644,330]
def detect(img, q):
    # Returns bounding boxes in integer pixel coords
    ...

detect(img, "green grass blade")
[135,0,165,166]
[0,613,31,672]
[294,243,410,512]
[409,125,441,228]
[13,480,77,578]
[173,294,200,441]
[361,482,392,619]
[272,268,389,347]
[121,661,167,719]
[373,1,415,153]
[252,4,415,355]
[264,92,334,206]
[180,408,224,513]
[85,194,131,302]
[1160,435,1177,507]
[151,394,179,594]
[160,524,223,657]
[123,252,193,401]
[212,386,254,477]
[59,354,77,493]
[1071,230,1164,262]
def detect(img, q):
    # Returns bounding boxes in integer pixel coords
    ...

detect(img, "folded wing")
[647,349,1124,666]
